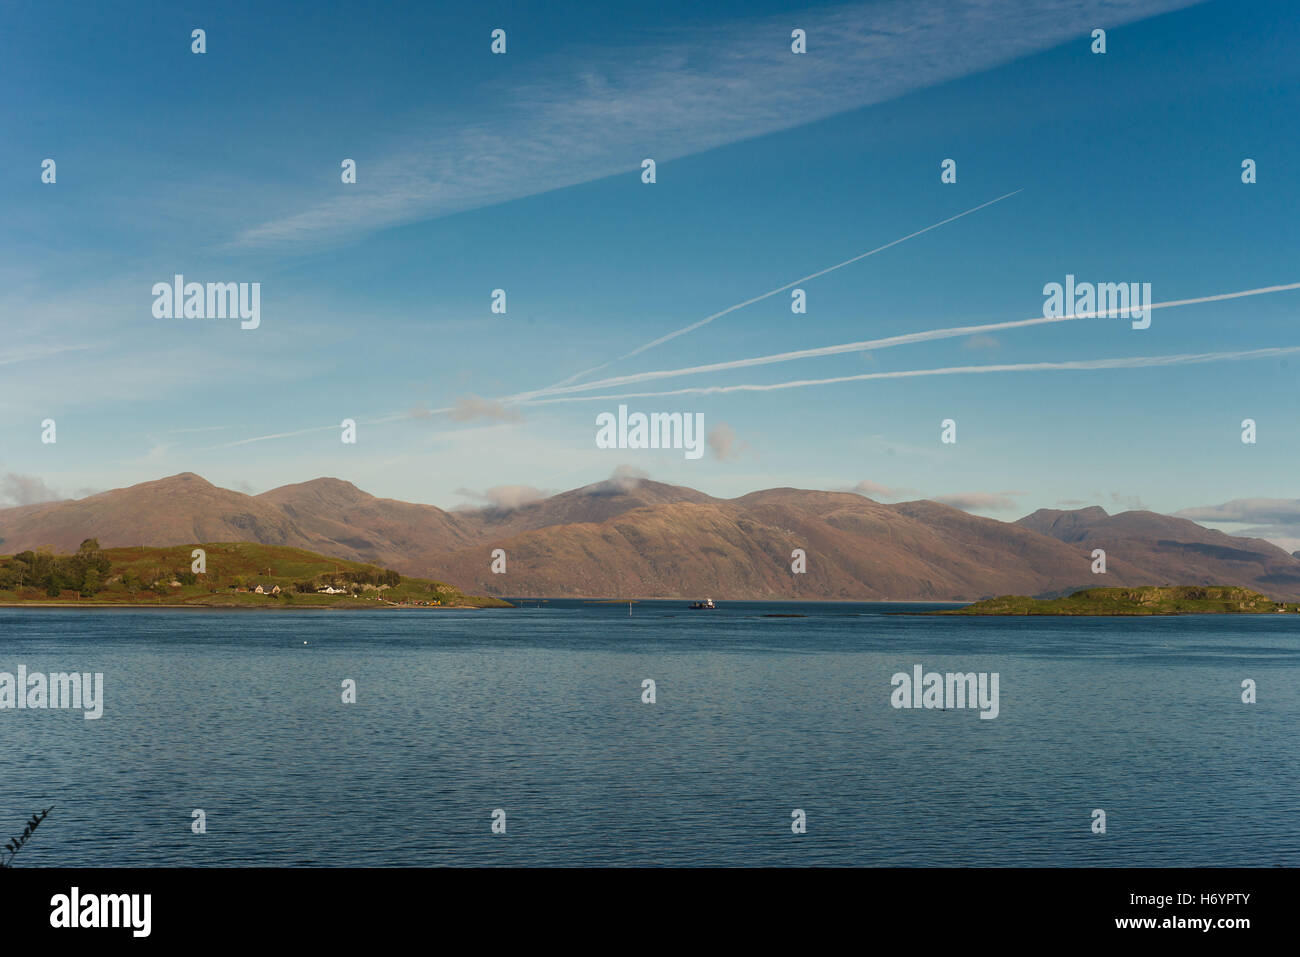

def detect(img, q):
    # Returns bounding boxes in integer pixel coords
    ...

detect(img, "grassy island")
[938,585,1300,616]
[0,541,510,608]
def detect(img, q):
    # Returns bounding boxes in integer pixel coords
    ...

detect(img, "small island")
[937,585,1300,616]
[0,540,511,609]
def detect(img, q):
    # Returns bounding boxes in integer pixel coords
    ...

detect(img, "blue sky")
[3,0,1299,547]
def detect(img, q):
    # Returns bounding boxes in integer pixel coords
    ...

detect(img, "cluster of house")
[224,583,284,594]
[226,583,349,595]
[225,583,449,604]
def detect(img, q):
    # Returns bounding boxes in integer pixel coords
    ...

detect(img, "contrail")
[201,423,339,450]
[545,189,1023,388]
[200,409,439,450]
[512,281,1300,401]
[203,337,1294,450]
[0,343,97,367]
[205,280,1299,450]
[516,346,1300,403]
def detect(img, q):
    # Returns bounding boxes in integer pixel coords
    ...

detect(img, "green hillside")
[939,585,1299,616]
[0,540,510,608]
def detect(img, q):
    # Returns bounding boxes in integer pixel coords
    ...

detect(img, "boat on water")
[688,598,716,610]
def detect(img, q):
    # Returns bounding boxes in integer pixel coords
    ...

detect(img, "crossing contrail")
[209,279,1300,449]
[511,280,1300,401]
[545,188,1024,388]
[515,346,1300,403]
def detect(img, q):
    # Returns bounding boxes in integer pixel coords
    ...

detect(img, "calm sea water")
[1,600,1296,867]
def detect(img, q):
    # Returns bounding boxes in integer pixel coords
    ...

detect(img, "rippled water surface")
[2,601,1297,866]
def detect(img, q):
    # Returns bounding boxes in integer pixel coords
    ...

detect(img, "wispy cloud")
[0,344,96,368]
[201,424,338,450]
[1108,491,1147,511]
[0,473,63,507]
[1176,499,1300,524]
[847,480,914,500]
[707,422,748,461]
[229,0,1200,252]
[933,491,1025,512]
[448,395,524,424]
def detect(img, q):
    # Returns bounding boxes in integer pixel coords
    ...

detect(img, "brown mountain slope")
[1017,507,1300,596]
[256,477,479,568]
[459,477,717,538]
[4,474,1300,599]
[424,496,1174,601]
[0,473,305,553]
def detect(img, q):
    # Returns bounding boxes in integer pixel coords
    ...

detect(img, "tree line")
[0,540,111,596]
[0,539,403,598]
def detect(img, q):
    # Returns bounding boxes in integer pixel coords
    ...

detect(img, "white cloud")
[847,480,914,500]
[449,395,524,424]
[0,473,63,507]
[933,490,1025,512]
[1176,499,1300,553]
[453,484,551,511]
[707,422,748,461]
[586,465,651,495]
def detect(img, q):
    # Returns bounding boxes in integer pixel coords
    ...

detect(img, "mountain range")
[2,472,1298,600]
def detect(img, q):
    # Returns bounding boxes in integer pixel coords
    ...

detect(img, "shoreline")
[1,597,967,608]
[0,601,507,610]
[920,610,1299,617]
[509,597,966,604]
